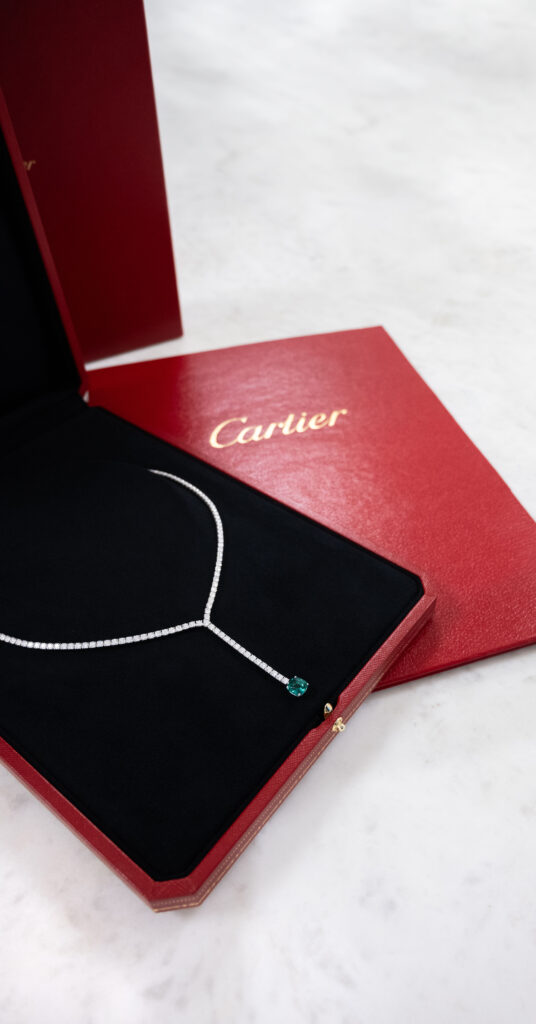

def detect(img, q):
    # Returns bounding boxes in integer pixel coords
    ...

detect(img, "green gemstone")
[287,676,309,697]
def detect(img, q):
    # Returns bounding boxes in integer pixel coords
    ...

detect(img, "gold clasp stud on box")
[324,704,345,733]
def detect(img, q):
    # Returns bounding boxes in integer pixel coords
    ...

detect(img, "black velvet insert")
[0,127,80,415]
[0,403,423,879]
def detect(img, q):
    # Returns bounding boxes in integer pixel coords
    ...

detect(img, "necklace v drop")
[0,469,310,698]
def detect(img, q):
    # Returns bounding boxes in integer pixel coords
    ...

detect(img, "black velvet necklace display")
[0,122,424,882]
[0,415,423,879]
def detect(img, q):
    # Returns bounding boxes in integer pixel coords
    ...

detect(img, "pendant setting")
[286,676,309,697]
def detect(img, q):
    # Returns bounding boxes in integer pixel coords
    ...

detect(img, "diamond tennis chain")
[0,469,309,697]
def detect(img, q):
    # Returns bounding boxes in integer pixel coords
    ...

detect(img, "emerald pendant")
[287,676,309,697]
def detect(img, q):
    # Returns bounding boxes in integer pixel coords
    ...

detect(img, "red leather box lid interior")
[0,0,181,362]
[88,328,536,689]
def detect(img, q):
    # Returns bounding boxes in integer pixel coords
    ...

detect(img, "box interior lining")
[0,128,79,415]
[0,407,423,879]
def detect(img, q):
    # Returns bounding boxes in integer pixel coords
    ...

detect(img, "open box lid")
[0,0,182,362]
[0,89,85,415]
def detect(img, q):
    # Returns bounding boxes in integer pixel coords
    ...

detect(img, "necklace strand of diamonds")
[0,469,309,698]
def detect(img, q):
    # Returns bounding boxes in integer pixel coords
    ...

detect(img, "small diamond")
[287,676,309,697]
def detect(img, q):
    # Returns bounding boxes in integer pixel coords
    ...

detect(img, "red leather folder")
[88,329,536,689]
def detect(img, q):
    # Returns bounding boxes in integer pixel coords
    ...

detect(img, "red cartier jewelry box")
[0,91,434,910]
[88,331,536,690]
[0,0,182,362]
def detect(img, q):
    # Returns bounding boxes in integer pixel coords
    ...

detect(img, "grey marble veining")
[2,1,535,1021]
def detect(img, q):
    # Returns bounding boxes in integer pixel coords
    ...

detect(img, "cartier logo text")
[209,408,348,448]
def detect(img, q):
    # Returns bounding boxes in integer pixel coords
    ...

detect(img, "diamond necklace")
[0,468,309,698]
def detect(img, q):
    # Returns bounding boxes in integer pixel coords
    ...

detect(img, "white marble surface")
[2,1,536,1021]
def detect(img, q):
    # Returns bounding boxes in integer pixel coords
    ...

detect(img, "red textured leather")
[0,0,182,361]
[88,329,536,689]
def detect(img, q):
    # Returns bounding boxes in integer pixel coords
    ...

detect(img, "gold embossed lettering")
[280,414,297,435]
[327,408,348,427]
[236,424,260,444]
[209,407,348,448]
[308,413,328,430]
[209,416,247,448]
